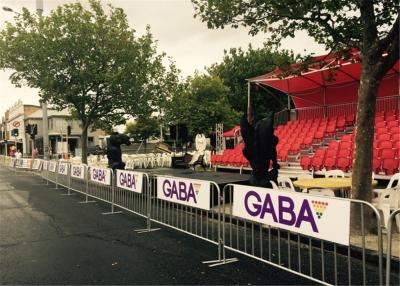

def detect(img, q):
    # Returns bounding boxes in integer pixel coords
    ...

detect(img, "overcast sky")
[0,0,326,117]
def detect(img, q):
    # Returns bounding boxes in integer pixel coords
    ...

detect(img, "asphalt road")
[0,167,315,285]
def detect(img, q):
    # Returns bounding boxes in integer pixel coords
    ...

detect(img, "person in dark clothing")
[240,112,279,188]
[106,133,131,170]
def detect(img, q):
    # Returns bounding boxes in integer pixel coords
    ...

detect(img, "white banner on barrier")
[32,159,42,170]
[89,167,111,185]
[232,185,350,246]
[157,176,211,211]
[48,161,57,173]
[15,159,32,169]
[116,170,143,193]
[71,164,85,179]
[58,162,69,175]
[42,160,49,171]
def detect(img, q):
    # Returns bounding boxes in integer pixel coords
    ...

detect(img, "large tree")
[164,73,239,136]
[208,44,295,118]
[192,0,399,206]
[0,0,166,163]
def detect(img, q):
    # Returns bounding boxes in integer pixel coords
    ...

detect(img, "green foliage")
[125,117,160,142]
[165,73,239,135]
[208,44,295,118]
[0,0,173,162]
[192,0,398,52]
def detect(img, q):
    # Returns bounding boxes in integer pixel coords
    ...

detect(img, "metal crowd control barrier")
[386,209,400,286]
[220,184,384,286]
[2,158,394,285]
[148,175,233,265]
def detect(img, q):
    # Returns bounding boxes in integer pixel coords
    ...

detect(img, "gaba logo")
[312,200,328,219]
[92,168,106,182]
[119,172,138,189]
[244,191,320,233]
[162,179,199,203]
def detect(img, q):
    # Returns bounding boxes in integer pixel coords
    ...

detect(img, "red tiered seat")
[345,114,355,126]
[382,158,399,175]
[376,133,391,141]
[211,154,222,166]
[375,121,386,128]
[328,141,340,150]
[338,148,352,158]
[341,134,353,142]
[387,120,399,128]
[337,157,352,172]
[311,156,324,171]
[380,148,396,159]
[324,157,336,170]
[372,157,381,173]
[300,156,311,170]
[340,141,353,150]
[378,140,392,149]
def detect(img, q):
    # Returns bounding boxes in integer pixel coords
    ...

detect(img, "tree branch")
[359,0,378,50]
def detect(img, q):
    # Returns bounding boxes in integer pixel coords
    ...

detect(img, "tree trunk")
[351,61,380,233]
[81,126,88,164]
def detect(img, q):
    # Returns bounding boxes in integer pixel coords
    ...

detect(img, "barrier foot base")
[61,193,75,196]
[77,200,96,204]
[102,211,123,215]
[202,258,239,267]
[134,228,161,234]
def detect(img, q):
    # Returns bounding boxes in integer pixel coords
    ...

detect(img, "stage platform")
[137,168,250,185]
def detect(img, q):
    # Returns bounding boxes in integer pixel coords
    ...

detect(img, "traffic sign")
[12,121,20,128]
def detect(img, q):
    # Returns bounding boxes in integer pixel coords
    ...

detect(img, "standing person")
[32,147,39,158]
[15,149,22,159]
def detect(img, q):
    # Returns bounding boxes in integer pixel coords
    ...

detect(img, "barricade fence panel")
[385,209,400,286]
[70,164,88,195]
[221,184,384,286]
[149,175,220,246]
[1,158,396,286]
[114,170,148,218]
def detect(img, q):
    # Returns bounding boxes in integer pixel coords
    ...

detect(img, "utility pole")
[36,0,49,160]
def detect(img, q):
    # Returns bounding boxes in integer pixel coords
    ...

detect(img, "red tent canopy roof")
[248,50,399,108]
[223,125,241,137]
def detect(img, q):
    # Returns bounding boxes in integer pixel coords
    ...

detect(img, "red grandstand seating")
[386,115,397,122]
[337,157,352,172]
[340,141,353,150]
[338,149,352,158]
[345,114,355,126]
[300,156,311,170]
[341,134,353,142]
[380,148,396,159]
[376,133,391,141]
[375,121,386,128]
[382,158,399,175]
[376,127,388,134]
[372,157,381,173]
[311,156,324,171]
[324,157,336,170]
[387,120,399,128]
[378,140,392,149]
[390,126,399,134]
[328,141,340,150]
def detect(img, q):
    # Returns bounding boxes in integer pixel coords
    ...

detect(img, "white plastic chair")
[277,177,296,192]
[325,170,345,178]
[270,181,279,190]
[372,188,400,231]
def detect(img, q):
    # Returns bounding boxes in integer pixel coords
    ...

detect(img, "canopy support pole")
[323,88,327,118]
[247,82,252,123]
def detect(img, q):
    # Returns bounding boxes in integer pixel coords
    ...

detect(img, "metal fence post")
[102,169,123,215]
[135,173,161,233]
[202,183,238,267]
[61,163,74,196]
[385,209,400,286]
[78,165,95,204]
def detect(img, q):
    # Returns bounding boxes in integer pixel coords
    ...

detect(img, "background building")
[1,100,107,157]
